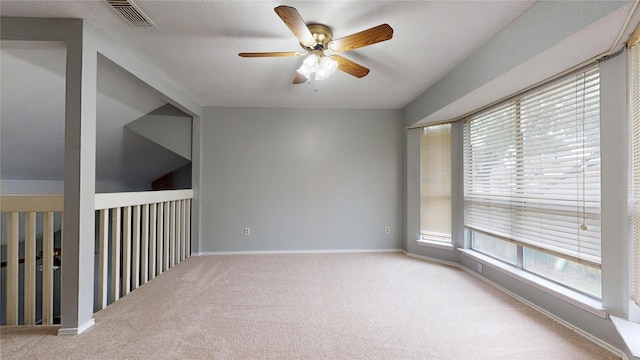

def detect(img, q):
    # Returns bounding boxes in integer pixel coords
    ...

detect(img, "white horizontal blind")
[630,32,640,306]
[464,103,517,243]
[464,67,601,268]
[420,124,452,242]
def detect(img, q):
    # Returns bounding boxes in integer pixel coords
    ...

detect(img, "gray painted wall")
[200,107,403,253]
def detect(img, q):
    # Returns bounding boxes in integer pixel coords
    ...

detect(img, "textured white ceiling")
[0,0,536,109]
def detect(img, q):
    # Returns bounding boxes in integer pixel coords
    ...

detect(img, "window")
[630,29,640,307]
[420,123,451,243]
[464,67,602,298]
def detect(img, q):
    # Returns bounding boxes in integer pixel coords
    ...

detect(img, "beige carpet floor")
[1,252,619,359]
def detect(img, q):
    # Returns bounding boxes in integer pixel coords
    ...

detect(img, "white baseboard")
[402,249,459,268]
[57,318,95,336]
[194,248,403,256]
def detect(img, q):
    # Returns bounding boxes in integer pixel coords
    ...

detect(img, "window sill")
[610,316,640,359]
[416,239,454,251]
[459,248,607,319]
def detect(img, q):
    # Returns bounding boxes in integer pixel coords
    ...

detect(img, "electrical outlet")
[384,226,391,235]
[477,263,483,273]
[244,227,251,236]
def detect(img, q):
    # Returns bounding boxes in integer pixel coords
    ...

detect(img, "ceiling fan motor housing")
[304,23,333,50]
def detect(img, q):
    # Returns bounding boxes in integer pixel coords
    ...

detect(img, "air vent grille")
[105,0,157,28]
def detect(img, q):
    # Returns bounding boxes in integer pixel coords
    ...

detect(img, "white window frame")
[463,66,603,299]
[419,123,452,248]
[628,25,640,315]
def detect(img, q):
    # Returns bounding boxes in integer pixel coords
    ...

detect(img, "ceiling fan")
[239,5,393,84]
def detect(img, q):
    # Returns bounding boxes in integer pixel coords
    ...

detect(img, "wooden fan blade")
[292,73,308,84]
[239,51,305,58]
[327,24,393,52]
[274,6,316,48]
[330,55,370,78]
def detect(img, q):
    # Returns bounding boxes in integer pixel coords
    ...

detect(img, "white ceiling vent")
[105,0,157,28]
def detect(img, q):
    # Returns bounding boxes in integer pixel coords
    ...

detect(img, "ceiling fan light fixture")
[297,53,317,79]
[316,56,338,81]
[296,54,338,81]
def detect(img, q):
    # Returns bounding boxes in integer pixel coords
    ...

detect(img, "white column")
[599,53,629,317]
[191,116,202,255]
[60,19,97,335]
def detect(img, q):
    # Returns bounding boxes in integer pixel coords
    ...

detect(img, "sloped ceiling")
[125,104,193,161]
[0,41,189,187]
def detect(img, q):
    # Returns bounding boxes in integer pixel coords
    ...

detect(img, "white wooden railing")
[1,195,63,325]
[94,190,193,309]
[1,189,193,325]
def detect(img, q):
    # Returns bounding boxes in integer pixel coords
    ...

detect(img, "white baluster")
[6,212,19,325]
[122,206,132,295]
[157,202,164,275]
[24,212,37,324]
[42,212,54,325]
[141,204,149,285]
[132,205,140,290]
[186,199,191,257]
[110,208,121,303]
[174,200,183,264]
[164,201,170,270]
[149,203,157,279]
[98,209,109,310]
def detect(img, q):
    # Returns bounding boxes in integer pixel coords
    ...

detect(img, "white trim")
[402,250,622,359]
[57,319,95,336]
[610,316,640,359]
[0,195,64,212]
[94,189,193,210]
[402,250,459,268]
[630,299,640,323]
[458,248,607,318]
[416,239,455,251]
[194,249,403,256]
